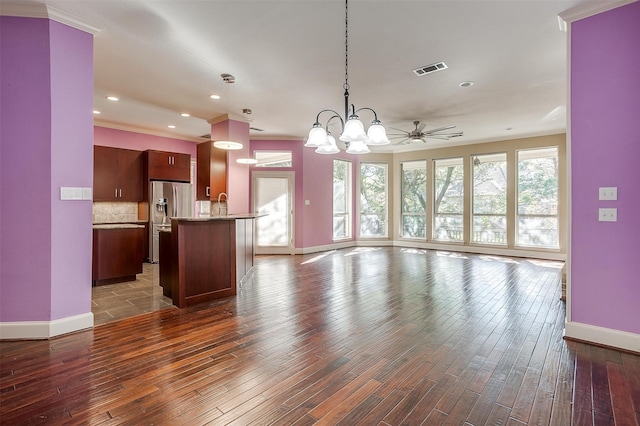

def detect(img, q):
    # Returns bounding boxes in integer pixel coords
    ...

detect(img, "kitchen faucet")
[217,192,228,216]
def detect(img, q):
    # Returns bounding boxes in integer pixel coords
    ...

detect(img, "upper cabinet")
[145,150,190,183]
[196,141,227,201]
[93,146,143,202]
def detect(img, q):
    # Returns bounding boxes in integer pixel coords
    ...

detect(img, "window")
[333,160,352,240]
[254,151,292,167]
[401,160,427,238]
[472,153,507,244]
[433,158,464,241]
[517,147,559,248]
[360,163,388,238]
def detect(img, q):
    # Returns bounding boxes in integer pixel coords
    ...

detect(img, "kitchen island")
[159,215,257,308]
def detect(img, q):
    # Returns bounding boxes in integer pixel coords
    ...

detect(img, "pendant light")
[305,0,389,154]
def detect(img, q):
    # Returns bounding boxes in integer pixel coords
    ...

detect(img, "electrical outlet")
[598,208,617,222]
[599,187,618,200]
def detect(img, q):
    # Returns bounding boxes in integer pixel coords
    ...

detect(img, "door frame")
[252,171,295,255]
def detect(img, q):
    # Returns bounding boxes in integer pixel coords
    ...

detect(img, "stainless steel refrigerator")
[149,181,194,263]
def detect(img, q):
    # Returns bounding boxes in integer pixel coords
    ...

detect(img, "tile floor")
[91,263,175,326]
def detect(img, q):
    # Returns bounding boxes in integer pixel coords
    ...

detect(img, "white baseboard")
[565,321,640,353]
[0,312,94,340]
[294,239,565,261]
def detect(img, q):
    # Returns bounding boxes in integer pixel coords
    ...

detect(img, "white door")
[252,172,295,255]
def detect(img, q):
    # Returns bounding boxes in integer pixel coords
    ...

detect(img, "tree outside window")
[517,147,559,248]
[401,160,427,238]
[472,153,507,244]
[333,160,351,240]
[433,158,464,241]
[360,163,388,238]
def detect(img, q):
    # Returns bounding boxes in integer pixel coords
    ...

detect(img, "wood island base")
[159,216,255,308]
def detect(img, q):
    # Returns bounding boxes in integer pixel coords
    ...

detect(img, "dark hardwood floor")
[1,247,639,425]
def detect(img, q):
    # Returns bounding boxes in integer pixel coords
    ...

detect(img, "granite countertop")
[173,213,263,222]
[93,223,145,230]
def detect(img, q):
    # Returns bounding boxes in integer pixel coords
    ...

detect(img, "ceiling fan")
[388,121,463,144]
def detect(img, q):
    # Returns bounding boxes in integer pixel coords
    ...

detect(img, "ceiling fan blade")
[416,123,426,132]
[424,125,456,134]
[425,136,453,140]
[389,127,410,133]
[387,133,411,137]
[430,132,463,137]
[393,138,410,145]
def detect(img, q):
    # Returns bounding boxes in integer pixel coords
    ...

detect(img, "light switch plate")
[598,208,617,222]
[305,200,310,205]
[599,187,618,200]
[61,186,83,200]
[82,187,92,200]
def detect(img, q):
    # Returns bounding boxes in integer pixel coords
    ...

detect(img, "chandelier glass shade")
[305,0,389,154]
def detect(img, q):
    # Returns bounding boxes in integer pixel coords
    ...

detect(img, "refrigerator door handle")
[173,186,178,217]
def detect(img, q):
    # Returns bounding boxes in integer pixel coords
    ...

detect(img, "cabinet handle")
[115,188,118,198]
[206,186,210,197]
[119,189,122,198]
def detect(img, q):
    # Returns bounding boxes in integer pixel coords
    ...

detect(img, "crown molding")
[0,2,101,34]
[559,0,638,23]
[94,120,203,143]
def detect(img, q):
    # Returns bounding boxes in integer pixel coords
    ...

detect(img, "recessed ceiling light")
[210,94,221,100]
[459,81,474,88]
[181,113,190,117]
[93,110,100,114]
[236,158,258,165]
[168,125,176,129]
[106,96,119,101]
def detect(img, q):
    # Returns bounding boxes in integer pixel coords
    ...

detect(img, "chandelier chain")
[344,0,349,92]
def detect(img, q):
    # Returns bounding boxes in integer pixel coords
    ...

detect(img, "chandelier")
[304,0,389,155]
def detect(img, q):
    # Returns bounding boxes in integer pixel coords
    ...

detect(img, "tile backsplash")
[93,202,138,223]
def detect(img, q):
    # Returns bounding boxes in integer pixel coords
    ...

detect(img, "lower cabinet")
[92,226,145,286]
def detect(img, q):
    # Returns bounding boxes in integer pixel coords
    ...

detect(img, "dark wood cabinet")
[196,141,227,201]
[145,150,190,183]
[159,217,255,308]
[92,226,145,286]
[93,146,143,202]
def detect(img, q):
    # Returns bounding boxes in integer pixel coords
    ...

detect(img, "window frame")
[432,157,464,242]
[359,162,389,239]
[332,159,352,241]
[471,152,508,246]
[400,160,428,240]
[516,146,559,249]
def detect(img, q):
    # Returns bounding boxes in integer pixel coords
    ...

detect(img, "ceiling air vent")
[249,127,264,132]
[199,133,211,139]
[413,61,448,77]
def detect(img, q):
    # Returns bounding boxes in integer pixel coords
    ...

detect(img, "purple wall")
[94,126,196,157]
[570,1,640,334]
[0,17,94,322]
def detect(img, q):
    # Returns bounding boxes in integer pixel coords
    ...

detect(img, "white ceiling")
[4,0,611,151]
